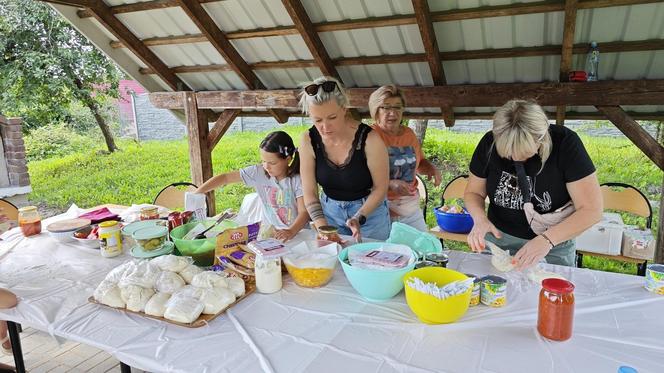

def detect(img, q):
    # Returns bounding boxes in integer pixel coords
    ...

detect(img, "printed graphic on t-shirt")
[387,146,417,182]
[262,185,295,226]
[494,171,552,212]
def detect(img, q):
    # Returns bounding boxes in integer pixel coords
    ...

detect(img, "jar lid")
[133,226,168,240]
[317,225,338,234]
[46,218,91,233]
[140,206,158,212]
[542,278,575,293]
[99,220,120,228]
[18,206,38,213]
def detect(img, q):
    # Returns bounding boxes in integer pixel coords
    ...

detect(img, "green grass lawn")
[28,126,660,275]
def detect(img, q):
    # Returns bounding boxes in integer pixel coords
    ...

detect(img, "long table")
[1,218,663,372]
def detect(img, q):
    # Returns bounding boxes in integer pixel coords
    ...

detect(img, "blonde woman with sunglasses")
[368,85,441,231]
[464,100,602,270]
[299,77,390,242]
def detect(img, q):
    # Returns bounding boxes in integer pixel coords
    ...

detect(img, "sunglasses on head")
[304,81,338,96]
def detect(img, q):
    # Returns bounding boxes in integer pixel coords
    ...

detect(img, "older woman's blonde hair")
[492,99,552,172]
[368,85,406,122]
[298,76,349,114]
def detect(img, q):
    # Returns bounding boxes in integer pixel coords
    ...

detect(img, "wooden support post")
[656,173,664,264]
[556,0,578,125]
[208,110,240,150]
[184,92,215,216]
[596,106,664,170]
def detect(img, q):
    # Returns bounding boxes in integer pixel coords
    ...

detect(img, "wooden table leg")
[7,321,25,373]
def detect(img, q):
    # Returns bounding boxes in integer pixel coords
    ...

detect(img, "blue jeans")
[320,193,391,240]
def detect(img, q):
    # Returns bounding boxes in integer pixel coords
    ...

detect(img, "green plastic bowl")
[338,242,417,302]
[170,220,221,266]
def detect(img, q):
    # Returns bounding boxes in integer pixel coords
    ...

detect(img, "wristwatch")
[356,214,367,225]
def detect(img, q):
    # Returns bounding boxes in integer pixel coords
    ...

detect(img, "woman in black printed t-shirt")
[464,100,602,269]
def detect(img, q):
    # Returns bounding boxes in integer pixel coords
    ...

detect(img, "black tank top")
[309,123,373,201]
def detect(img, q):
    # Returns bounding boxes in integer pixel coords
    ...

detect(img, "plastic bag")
[348,243,414,271]
[386,222,442,258]
[282,241,338,270]
[151,254,192,272]
[164,295,204,323]
[486,241,515,272]
[154,271,186,294]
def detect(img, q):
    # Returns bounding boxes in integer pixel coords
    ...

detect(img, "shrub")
[24,123,101,161]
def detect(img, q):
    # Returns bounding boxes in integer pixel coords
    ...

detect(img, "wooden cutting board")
[46,218,91,232]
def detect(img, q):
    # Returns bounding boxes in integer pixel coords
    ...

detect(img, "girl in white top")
[196,131,309,242]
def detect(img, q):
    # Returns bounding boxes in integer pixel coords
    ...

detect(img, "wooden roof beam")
[42,0,90,7]
[556,0,579,125]
[208,110,240,150]
[148,79,664,109]
[412,0,454,127]
[596,106,664,170]
[86,0,187,91]
[176,0,289,123]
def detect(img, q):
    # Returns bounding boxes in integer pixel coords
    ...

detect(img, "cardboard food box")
[622,226,655,260]
[576,213,625,255]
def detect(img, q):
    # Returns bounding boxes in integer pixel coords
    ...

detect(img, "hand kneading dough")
[119,260,162,289]
[226,277,245,297]
[151,255,190,272]
[179,264,203,284]
[487,242,515,272]
[121,285,155,312]
[200,287,236,314]
[144,292,172,317]
[191,271,228,289]
[94,281,125,308]
[155,271,185,294]
[164,297,204,323]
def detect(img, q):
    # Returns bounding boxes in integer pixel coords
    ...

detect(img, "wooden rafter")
[208,110,240,149]
[556,0,579,125]
[85,0,187,91]
[148,79,664,109]
[595,106,664,170]
[135,39,664,74]
[176,0,289,124]
[412,0,454,127]
[42,0,90,6]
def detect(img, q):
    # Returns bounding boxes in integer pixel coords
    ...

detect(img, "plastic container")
[170,220,219,266]
[537,278,575,341]
[255,256,282,294]
[403,267,472,324]
[283,240,338,288]
[99,221,122,258]
[18,206,41,237]
[133,226,168,251]
[586,41,600,81]
[434,207,474,234]
[339,242,417,301]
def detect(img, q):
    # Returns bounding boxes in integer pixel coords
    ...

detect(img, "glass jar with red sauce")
[537,278,575,341]
[18,206,42,237]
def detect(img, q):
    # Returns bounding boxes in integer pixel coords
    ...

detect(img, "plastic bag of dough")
[154,271,186,294]
[191,271,229,289]
[121,285,155,312]
[226,277,245,297]
[179,264,204,284]
[171,285,205,303]
[200,287,236,314]
[151,255,192,272]
[145,292,172,317]
[104,261,134,284]
[164,296,204,323]
[119,260,162,289]
[93,280,125,308]
[526,267,567,284]
[486,241,515,272]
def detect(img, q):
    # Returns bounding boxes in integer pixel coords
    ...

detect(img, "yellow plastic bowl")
[403,267,472,324]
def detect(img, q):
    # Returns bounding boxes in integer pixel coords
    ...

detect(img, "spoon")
[194,209,234,239]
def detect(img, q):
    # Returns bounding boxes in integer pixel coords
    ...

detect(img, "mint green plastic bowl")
[170,220,222,266]
[338,242,417,302]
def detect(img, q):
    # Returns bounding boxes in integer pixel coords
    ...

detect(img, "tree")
[410,119,428,145]
[0,0,122,152]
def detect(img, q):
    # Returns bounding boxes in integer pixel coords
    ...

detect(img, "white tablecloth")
[0,224,663,373]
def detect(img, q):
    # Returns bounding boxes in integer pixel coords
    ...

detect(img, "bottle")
[254,256,282,294]
[537,278,575,341]
[99,221,123,258]
[586,41,600,81]
[18,206,42,237]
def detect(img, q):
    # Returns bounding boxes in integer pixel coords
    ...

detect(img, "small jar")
[425,252,449,268]
[140,206,159,221]
[537,278,575,341]
[99,221,123,258]
[254,256,282,294]
[18,206,42,237]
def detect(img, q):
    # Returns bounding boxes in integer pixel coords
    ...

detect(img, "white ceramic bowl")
[48,229,78,243]
[72,235,100,249]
